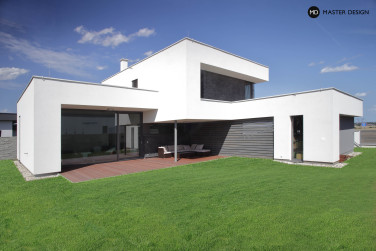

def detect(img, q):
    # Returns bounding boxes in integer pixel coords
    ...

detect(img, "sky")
[0,0,375,121]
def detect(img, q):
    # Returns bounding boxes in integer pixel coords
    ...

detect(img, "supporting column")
[116,113,120,160]
[174,120,177,162]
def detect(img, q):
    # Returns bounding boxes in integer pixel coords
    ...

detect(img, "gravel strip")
[13,160,59,181]
[274,152,362,168]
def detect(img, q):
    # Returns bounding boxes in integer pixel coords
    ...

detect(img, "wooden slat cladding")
[190,117,274,158]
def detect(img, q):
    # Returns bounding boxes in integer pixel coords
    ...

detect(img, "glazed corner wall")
[17,79,35,173]
[332,90,363,158]
[18,78,159,175]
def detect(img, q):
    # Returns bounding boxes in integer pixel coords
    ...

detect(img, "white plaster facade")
[17,38,363,175]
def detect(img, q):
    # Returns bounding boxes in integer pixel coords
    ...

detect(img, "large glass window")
[117,113,140,160]
[201,70,254,101]
[61,109,141,166]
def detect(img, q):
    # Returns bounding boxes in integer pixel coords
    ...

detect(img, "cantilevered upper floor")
[102,38,269,122]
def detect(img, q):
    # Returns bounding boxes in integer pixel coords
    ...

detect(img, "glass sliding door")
[118,113,140,160]
[61,109,141,166]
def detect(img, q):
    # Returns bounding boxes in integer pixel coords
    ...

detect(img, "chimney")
[120,58,128,71]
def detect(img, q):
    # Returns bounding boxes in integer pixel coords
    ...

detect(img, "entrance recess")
[61,109,141,166]
[292,116,303,161]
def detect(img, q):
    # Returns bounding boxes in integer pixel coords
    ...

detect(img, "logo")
[308,6,320,18]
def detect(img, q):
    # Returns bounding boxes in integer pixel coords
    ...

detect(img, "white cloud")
[127,58,140,63]
[144,50,153,57]
[0,32,91,77]
[0,67,28,80]
[355,92,367,97]
[96,66,106,70]
[135,28,155,37]
[308,61,324,67]
[320,63,359,73]
[74,26,155,47]
[337,55,362,64]
[0,108,9,113]
[0,18,24,32]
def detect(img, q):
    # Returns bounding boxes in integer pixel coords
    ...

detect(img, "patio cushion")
[195,149,210,152]
[190,144,197,150]
[167,145,174,151]
[177,145,184,151]
[183,145,191,150]
[195,144,204,150]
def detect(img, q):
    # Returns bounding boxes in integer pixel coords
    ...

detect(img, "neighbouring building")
[17,38,363,175]
[0,113,17,137]
[0,113,17,160]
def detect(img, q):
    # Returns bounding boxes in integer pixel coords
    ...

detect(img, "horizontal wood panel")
[191,117,274,158]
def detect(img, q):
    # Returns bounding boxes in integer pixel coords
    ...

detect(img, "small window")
[245,82,254,99]
[132,79,138,88]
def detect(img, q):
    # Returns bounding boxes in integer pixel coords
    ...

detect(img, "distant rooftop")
[0,113,17,121]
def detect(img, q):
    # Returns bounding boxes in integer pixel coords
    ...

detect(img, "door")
[292,116,303,161]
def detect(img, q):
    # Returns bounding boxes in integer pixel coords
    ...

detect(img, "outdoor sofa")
[158,144,211,158]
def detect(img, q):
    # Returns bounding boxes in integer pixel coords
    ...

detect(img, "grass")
[0,148,375,250]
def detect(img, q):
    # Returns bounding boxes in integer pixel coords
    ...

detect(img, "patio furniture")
[158,144,211,158]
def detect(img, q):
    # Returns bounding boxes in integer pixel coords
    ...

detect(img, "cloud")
[0,32,91,77]
[74,26,155,47]
[355,92,367,97]
[337,55,362,63]
[136,28,155,37]
[0,108,9,112]
[127,58,140,63]
[320,63,359,73]
[0,18,24,32]
[0,67,28,80]
[308,61,324,67]
[144,50,153,57]
[96,66,106,70]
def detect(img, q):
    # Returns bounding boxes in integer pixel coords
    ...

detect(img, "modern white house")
[17,38,363,175]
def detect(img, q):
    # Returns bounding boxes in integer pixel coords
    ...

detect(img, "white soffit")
[200,63,267,84]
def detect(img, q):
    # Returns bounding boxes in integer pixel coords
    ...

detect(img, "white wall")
[103,40,188,122]
[183,89,361,163]
[19,78,158,175]
[0,121,13,137]
[17,79,35,173]
[125,126,139,149]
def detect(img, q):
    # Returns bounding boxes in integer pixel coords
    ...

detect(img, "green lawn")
[1,148,375,250]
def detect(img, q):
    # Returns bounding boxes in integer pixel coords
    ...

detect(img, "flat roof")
[201,87,363,103]
[0,113,17,121]
[17,76,158,103]
[102,37,269,83]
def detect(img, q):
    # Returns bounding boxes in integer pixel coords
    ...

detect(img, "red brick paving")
[61,156,226,183]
